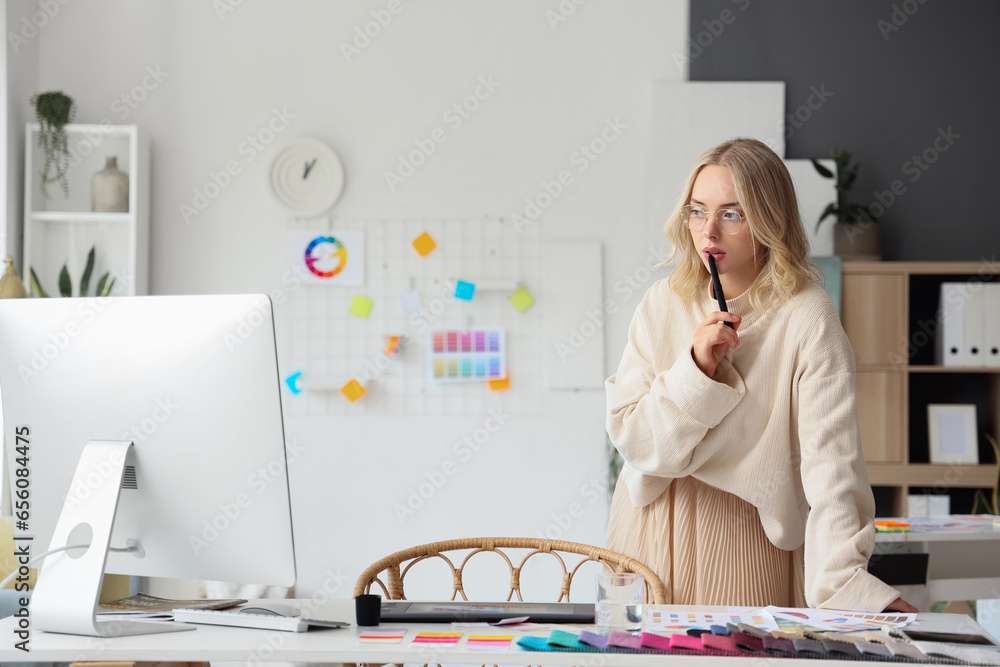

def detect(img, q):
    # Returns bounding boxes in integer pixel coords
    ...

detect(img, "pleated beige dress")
[607,475,807,607]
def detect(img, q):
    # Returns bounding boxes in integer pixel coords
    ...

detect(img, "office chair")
[354,537,666,604]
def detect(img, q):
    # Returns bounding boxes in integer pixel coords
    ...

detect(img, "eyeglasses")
[682,204,744,235]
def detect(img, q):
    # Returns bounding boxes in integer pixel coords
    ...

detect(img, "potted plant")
[29,245,116,297]
[30,90,76,199]
[811,149,880,259]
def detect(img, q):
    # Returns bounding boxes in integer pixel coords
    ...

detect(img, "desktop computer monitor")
[0,294,295,635]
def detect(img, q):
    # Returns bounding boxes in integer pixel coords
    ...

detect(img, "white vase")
[91,156,129,213]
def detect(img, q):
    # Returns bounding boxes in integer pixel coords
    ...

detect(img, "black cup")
[355,593,381,626]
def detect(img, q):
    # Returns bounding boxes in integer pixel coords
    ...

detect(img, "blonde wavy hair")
[664,138,821,311]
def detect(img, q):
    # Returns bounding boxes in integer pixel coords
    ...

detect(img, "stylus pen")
[707,254,733,328]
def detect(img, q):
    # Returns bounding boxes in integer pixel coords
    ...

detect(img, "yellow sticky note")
[341,378,367,402]
[349,295,373,318]
[509,287,534,312]
[412,232,437,256]
[489,377,510,391]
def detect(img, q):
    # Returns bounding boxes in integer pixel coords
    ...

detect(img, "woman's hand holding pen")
[693,311,741,378]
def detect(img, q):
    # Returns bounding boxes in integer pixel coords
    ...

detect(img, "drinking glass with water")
[595,572,644,633]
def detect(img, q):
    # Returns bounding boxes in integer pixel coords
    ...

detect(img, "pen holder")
[355,593,381,626]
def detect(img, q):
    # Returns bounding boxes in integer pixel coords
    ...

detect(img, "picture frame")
[927,404,979,465]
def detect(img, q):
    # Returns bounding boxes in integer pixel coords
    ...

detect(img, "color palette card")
[429,328,506,383]
[358,627,406,643]
[412,631,463,647]
[466,634,513,650]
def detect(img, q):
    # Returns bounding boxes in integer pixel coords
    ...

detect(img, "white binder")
[985,283,1000,368]
[938,282,968,366]
[965,284,987,367]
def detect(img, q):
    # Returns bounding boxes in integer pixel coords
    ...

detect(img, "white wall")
[24,0,688,596]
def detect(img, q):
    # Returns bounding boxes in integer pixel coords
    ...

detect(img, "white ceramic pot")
[91,156,129,213]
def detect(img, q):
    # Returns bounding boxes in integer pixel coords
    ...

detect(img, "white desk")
[874,517,1000,601]
[1,600,997,666]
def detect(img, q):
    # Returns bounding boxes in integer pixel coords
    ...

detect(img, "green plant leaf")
[815,202,838,232]
[96,272,115,297]
[839,165,859,192]
[58,264,72,297]
[80,245,95,295]
[29,267,49,298]
[811,159,834,179]
[846,203,876,223]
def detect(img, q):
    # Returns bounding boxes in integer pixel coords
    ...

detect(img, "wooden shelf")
[843,260,1000,275]
[867,463,998,488]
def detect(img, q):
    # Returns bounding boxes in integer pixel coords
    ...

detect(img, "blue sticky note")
[454,280,476,301]
[285,371,303,394]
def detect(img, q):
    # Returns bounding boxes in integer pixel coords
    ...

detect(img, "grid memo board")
[281,216,543,416]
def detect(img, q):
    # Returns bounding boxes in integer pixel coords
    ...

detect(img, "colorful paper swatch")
[412,631,463,646]
[287,229,364,285]
[454,280,476,301]
[412,231,437,256]
[429,328,506,383]
[466,634,513,650]
[349,295,373,318]
[340,378,366,402]
[509,286,535,312]
[359,627,406,643]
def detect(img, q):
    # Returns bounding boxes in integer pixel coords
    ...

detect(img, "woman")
[605,138,915,612]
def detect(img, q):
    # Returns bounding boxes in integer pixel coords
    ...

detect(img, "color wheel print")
[304,235,348,278]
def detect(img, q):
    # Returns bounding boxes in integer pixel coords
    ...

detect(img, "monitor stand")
[31,440,194,637]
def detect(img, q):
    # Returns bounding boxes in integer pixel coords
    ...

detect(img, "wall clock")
[269,138,345,216]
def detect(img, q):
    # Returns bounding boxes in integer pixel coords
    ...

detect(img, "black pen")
[707,254,733,328]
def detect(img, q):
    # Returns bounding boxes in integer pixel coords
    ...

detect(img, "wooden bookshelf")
[841,261,1000,516]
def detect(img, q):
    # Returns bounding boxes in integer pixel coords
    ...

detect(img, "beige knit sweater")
[606,278,901,611]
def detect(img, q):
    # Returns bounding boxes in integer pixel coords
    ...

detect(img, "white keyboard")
[172,608,348,632]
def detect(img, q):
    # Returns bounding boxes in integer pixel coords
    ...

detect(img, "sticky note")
[454,280,475,301]
[399,289,421,311]
[385,335,401,356]
[489,377,510,391]
[284,371,303,394]
[412,232,436,256]
[340,378,366,402]
[359,627,406,643]
[412,631,463,646]
[466,634,513,650]
[509,287,534,312]
[349,295,373,318]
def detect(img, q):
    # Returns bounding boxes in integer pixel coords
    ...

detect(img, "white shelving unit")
[23,123,148,296]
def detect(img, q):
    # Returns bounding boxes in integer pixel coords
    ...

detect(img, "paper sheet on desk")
[766,606,916,632]
[645,608,778,632]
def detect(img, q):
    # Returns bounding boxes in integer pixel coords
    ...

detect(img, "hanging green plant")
[29,245,116,298]
[30,90,76,199]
